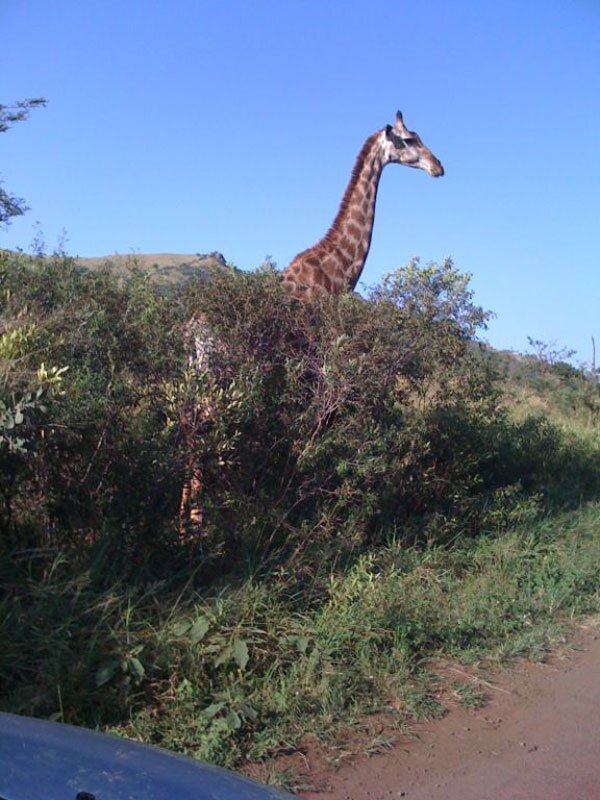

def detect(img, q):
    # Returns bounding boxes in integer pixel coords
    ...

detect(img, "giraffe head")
[382,111,444,177]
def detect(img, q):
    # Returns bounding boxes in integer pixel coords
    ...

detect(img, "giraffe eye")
[403,137,417,146]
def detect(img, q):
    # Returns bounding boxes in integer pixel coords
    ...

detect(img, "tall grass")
[2,505,599,765]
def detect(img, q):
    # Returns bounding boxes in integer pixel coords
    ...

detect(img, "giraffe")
[280,110,444,299]
[179,110,444,537]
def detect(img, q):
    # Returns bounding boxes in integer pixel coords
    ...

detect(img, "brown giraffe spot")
[341,250,354,266]
[339,236,354,255]
[350,208,366,225]
[296,265,314,285]
[321,272,333,292]
[332,267,348,284]
[346,222,361,240]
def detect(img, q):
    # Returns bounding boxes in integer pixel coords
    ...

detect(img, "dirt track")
[301,622,600,800]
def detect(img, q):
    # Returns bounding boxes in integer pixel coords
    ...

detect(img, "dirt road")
[301,623,600,800]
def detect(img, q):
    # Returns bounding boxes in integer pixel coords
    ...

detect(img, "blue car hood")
[0,712,293,800]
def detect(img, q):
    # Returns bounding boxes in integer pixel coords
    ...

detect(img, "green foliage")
[0,250,182,558]
[1,252,598,566]
[172,257,599,567]
[0,98,47,227]
[0,98,46,134]
[1,249,600,769]
[2,504,599,766]
[176,257,504,565]
[526,336,576,375]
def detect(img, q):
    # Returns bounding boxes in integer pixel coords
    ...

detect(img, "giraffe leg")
[178,404,208,541]
[179,461,193,537]
[188,466,204,529]
[178,459,204,539]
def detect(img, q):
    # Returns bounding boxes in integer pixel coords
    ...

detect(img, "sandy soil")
[296,622,600,800]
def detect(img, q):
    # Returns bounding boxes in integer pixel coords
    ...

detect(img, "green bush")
[1,252,597,576]
[0,251,183,567]
[175,258,502,563]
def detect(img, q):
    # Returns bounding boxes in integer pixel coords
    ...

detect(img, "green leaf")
[14,410,23,424]
[173,620,192,636]
[214,645,232,668]
[225,710,242,731]
[204,701,226,718]
[95,661,119,687]
[239,702,258,723]
[286,634,309,654]
[232,639,249,671]
[128,657,145,680]
[189,616,210,643]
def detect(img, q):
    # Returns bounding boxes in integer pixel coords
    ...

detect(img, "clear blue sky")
[2,1,599,362]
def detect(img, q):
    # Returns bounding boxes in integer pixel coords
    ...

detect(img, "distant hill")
[74,251,229,288]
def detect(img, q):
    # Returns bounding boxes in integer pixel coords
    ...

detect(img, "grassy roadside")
[3,503,599,771]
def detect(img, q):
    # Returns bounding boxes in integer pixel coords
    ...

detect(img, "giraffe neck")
[282,132,386,297]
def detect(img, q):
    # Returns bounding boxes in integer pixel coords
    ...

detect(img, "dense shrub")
[174,258,500,562]
[0,252,183,569]
[1,252,598,580]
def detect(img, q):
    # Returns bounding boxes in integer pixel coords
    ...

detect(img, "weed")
[363,733,395,755]
[451,682,486,709]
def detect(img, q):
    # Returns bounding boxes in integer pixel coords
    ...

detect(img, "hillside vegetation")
[1,249,599,776]
[74,250,228,288]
